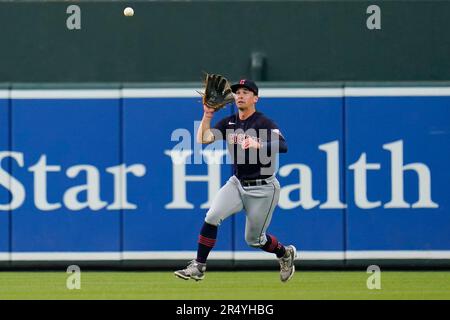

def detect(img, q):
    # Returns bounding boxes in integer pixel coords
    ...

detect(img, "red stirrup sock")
[196,222,218,263]
[262,234,286,258]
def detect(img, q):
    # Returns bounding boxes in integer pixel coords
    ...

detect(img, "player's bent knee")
[245,237,264,248]
[245,233,268,248]
[204,214,221,227]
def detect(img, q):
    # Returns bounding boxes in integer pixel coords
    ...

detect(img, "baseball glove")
[199,73,235,111]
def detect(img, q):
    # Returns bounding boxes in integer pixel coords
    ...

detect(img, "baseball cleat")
[279,245,297,282]
[174,260,206,281]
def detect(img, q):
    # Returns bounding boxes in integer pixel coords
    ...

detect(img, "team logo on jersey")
[227,133,261,145]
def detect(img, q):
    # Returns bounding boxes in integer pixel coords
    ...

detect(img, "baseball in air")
[124,7,134,17]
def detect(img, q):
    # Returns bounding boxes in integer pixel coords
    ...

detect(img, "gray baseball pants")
[205,175,281,248]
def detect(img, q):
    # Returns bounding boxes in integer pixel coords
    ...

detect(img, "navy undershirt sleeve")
[260,118,288,154]
[261,139,288,153]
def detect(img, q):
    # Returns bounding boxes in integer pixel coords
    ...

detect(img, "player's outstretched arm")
[196,105,216,144]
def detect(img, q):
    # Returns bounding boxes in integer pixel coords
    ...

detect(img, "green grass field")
[0,271,449,300]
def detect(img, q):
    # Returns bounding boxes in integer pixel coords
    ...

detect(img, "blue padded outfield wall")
[0,85,449,267]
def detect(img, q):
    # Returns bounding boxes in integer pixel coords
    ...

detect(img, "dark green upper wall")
[0,0,449,82]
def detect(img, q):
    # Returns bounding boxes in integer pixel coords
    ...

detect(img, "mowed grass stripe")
[0,271,449,300]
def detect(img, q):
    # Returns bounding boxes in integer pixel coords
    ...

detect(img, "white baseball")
[124,7,134,17]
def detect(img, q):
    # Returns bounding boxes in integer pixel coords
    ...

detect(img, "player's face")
[234,87,258,110]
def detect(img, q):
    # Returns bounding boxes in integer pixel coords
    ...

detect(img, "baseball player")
[174,79,296,282]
